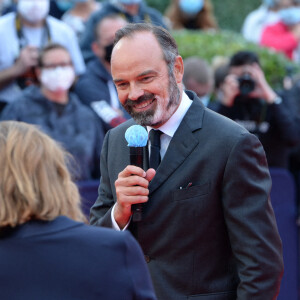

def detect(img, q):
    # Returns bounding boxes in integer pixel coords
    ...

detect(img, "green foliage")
[145,0,262,32]
[145,0,169,15]
[172,29,298,88]
[211,0,261,32]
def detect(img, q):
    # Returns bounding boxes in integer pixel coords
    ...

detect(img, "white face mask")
[40,66,75,92]
[17,0,50,24]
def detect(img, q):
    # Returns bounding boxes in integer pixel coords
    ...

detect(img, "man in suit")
[90,23,284,299]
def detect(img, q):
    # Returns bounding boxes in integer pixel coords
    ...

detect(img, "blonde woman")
[0,121,156,300]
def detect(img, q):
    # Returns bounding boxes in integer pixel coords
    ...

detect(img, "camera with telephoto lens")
[238,73,256,96]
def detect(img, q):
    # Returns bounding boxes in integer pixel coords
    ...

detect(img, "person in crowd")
[260,3,300,61]
[2,0,68,19]
[0,0,85,105]
[0,120,157,300]
[285,75,300,225]
[0,43,102,181]
[182,56,215,108]
[90,23,283,300]
[241,0,293,43]
[74,14,130,133]
[62,0,101,40]
[211,55,230,97]
[164,0,218,30]
[214,50,300,168]
[79,0,168,62]
[0,0,14,14]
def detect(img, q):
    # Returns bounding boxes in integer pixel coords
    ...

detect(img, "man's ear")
[173,55,184,83]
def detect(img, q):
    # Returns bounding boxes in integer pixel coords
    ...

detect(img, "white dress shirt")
[111,91,193,230]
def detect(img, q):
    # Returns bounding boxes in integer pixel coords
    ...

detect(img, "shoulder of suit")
[203,106,250,136]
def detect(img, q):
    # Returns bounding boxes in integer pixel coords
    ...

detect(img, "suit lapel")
[149,93,205,194]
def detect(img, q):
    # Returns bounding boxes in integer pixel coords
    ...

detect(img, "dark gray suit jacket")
[90,91,283,300]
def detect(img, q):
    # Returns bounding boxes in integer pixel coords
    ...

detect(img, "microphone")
[125,125,148,222]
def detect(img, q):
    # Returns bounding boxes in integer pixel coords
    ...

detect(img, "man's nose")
[128,83,144,101]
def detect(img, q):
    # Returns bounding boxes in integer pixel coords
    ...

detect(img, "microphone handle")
[129,147,144,222]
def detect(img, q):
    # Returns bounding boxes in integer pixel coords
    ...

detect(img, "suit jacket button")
[144,255,151,263]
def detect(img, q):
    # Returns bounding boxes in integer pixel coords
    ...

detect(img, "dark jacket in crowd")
[79,0,168,62]
[74,58,130,132]
[0,85,104,180]
[215,94,300,168]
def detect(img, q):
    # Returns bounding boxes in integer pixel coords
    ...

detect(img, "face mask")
[104,43,114,63]
[17,0,50,24]
[56,0,74,12]
[119,0,142,4]
[279,7,300,25]
[263,0,276,8]
[179,0,204,16]
[40,66,75,92]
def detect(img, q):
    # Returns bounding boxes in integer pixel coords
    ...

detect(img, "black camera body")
[238,74,256,96]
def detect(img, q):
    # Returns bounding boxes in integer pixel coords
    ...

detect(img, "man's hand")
[14,46,39,76]
[114,166,156,229]
[219,74,239,107]
[241,63,277,103]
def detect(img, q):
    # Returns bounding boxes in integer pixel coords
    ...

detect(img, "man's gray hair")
[114,23,178,73]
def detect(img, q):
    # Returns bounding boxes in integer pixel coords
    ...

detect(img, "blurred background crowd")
[2,0,300,175]
[0,1,300,177]
[0,0,299,299]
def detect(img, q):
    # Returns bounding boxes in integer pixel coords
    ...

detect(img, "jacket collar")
[149,91,205,193]
[0,216,83,239]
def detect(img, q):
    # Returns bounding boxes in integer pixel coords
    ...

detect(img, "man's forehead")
[115,31,158,50]
[43,49,70,61]
[98,18,126,36]
[112,31,162,62]
[230,64,253,73]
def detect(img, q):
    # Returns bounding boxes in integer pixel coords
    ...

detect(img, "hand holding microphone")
[114,125,156,228]
[125,125,148,222]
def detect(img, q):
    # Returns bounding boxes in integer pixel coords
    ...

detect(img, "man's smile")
[133,98,156,111]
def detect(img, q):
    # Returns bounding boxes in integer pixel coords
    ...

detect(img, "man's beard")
[123,73,180,127]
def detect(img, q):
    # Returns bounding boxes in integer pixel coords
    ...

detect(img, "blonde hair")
[0,121,86,227]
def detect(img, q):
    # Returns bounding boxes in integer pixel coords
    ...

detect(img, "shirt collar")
[147,91,192,137]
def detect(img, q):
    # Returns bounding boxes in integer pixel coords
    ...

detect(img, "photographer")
[214,50,300,168]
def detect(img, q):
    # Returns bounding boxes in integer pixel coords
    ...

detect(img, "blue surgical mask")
[279,7,300,25]
[56,0,74,12]
[179,0,204,16]
[263,0,276,8]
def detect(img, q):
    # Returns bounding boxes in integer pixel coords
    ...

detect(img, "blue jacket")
[80,1,168,62]
[0,85,104,180]
[0,216,157,300]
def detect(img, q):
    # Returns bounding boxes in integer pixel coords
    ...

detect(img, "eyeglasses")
[41,62,73,69]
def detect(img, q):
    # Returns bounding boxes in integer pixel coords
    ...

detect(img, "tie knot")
[149,129,162,147]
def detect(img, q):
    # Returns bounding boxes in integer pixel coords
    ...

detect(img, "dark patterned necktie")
[149,129,162,169]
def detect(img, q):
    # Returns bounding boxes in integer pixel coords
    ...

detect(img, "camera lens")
[238,74,255,96]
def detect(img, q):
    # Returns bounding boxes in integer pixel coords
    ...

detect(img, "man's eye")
[141,76,153,82]
[117,82,128,88]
